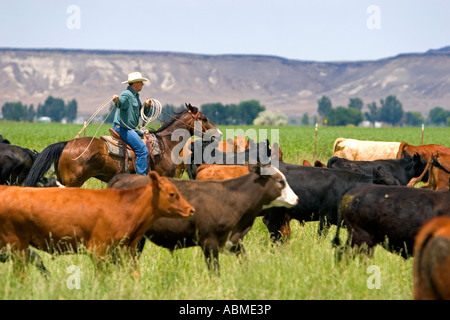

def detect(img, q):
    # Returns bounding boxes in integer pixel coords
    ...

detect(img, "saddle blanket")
[100,133,161,158]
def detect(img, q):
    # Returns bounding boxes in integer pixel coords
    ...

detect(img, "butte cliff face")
[1,47,450,117]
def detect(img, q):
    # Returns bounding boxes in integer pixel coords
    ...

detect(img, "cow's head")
[149,172,195,218]
[412,152,428,178]
[250,164,298,209]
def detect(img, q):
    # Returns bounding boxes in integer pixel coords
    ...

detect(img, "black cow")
[0,142,38,185]
[0,135,11,144]
[327,151,427,185]
[262,161,400,243]
[108,164,298,273]
[336,185,450,258]
[186,139,272,179]
[36,176,64,188]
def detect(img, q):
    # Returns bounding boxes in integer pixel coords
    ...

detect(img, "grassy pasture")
[0,121,449,300]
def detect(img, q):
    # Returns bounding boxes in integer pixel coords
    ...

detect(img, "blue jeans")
[113,123,149,175]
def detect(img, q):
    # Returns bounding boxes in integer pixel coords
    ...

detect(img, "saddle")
[100,129,161,173]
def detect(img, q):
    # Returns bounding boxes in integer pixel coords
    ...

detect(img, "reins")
[156,108,205,135]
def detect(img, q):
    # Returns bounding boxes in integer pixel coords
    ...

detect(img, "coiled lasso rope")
[141,98,162,128]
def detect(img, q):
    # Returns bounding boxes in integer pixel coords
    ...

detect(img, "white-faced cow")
[108,164,298,273]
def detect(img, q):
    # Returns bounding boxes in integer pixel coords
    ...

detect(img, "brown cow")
[194,142,284,181]
[195,139,283,180]
[396,142,450,162]
[0,172,194,273]
[408,154,450,190]
[108,164,298,273]
[196,164,250,181]
[195,161,291,241]
[175,136,251,177]
[414,216,450,300]
[195,164,292,238]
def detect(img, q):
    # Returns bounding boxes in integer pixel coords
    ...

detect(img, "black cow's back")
[340,185,450,256]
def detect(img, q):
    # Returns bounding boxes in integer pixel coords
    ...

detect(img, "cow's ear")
[249,163,261,175]
[149,171,161,191]
[250,163,274,178]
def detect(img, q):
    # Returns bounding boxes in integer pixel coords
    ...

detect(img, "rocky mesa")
[1,47,450,118]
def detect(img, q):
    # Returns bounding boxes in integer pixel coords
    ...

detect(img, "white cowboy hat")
[121,72,149,84]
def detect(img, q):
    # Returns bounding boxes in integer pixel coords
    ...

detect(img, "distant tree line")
[316,95,450,127]
[104,100,266,127]
[1,96,77,123]
[4,94,449,128]
[200,100,265,125]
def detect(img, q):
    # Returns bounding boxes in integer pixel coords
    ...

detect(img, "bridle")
[157,108,208,135]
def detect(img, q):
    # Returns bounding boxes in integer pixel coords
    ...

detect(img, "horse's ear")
[185,103,193,111]
[185,103,199,114]
[148,171,161,191]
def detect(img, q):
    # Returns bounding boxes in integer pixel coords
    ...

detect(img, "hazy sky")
[1,0,449,61]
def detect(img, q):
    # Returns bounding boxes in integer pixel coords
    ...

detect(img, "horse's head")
[185,103,223,141]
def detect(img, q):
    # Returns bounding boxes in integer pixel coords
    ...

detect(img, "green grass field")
[0,121,449,300]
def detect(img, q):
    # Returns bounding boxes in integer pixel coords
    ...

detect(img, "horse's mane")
[149,108,190,134]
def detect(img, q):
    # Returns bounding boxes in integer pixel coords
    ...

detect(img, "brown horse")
[24,103,222,187]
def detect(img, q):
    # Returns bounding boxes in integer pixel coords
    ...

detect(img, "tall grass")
[0,121,448,300]
[0,221,413,300]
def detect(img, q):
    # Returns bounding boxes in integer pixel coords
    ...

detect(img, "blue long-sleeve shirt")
[113,86,148,129]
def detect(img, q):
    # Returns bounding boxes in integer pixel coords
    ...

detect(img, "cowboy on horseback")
[112,72,153,175]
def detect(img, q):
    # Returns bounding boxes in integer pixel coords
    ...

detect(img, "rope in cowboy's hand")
[141,98,162,128]
[75,96,115,139]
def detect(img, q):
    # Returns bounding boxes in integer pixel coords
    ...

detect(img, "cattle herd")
[0,134,450,300]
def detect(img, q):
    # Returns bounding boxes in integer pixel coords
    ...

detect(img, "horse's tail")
[23,141,68,187]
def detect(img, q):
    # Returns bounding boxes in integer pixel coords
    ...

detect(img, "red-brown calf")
[408,154,450,190]
[196,164,250,181]
[414,216,450,300]
[396,142,450,161]
[0,172,194,272]
[175,136,249,178]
